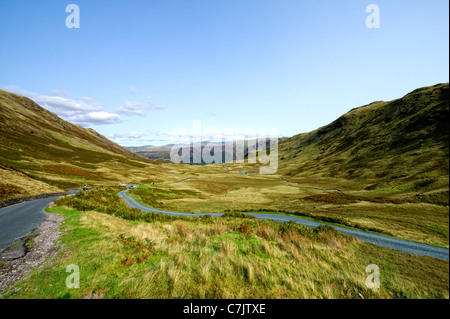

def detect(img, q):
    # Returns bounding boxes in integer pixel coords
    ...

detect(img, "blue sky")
[1,0,448,146]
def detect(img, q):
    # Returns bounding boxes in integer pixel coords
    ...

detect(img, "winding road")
[118,190,449,261]
[1,188,448,260]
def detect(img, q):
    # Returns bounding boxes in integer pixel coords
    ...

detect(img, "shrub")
[118,234,156,266]
[221,212,255,219]
[278,221,315,238]
[0,183,25,201]
[54,188,184,223]
[238,222,252,235]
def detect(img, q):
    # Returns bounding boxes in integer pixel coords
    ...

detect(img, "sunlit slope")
[278,83,449,202]
[0,89,157,199]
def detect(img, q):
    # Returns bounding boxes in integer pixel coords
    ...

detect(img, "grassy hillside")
[115,84,450,247]
[1,85,448,247]
[0,89,171,200]
[1,85,448,299]
[2,188,448,299]
[277,83,449,204]
[125,170,449,248]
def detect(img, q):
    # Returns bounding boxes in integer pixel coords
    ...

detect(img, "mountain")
[0,89,153,200]
[129,140,267,164]
[128,142,235,163]
[2,84,448,204]
[126,144,175,152]
[277,83,449,204]
[126,144,174,162]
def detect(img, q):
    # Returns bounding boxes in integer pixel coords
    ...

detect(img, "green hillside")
[0,89,158,199]
[278,83,449,204]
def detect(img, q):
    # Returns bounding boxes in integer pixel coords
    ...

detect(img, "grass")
[0,167,62,200]
[128,184,391,235]
[1,85,448,247]
[0,182,26,201]
[126,170,449,248]
[2,188,448,299]
[128,184,204,209]
[1,85,449,298]
[54,188,182,223]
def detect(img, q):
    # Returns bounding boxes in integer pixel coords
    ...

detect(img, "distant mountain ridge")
[128,141,241,163]
[127,140,278,163]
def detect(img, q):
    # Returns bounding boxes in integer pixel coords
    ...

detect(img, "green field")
[126,164,449,248]
[2,188,448,299]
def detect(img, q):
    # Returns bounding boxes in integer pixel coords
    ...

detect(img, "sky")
[0,0,448,146]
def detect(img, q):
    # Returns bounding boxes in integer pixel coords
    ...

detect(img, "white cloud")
[116,99,168,116]
[35,95,103,113]
[1,85,122,126]
[128,85,138,94]
[109,131,146,139]
[149,102,167,110]
[71,112,122,126]
[116,100,148,116]
[165,126,274,144]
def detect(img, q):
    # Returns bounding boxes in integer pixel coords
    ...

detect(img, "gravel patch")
[0,212,66,296]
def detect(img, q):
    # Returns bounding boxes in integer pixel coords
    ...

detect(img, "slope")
[0,89,155,200]
[277,83,449,204]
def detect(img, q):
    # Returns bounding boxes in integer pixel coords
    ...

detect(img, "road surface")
[0,190,78,252]
[118,190,449,261]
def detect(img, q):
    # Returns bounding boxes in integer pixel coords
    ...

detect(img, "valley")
[0,84,448,299]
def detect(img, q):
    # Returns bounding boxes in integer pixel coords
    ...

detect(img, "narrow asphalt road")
[0,190,78,252]
[118,190,449,261]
